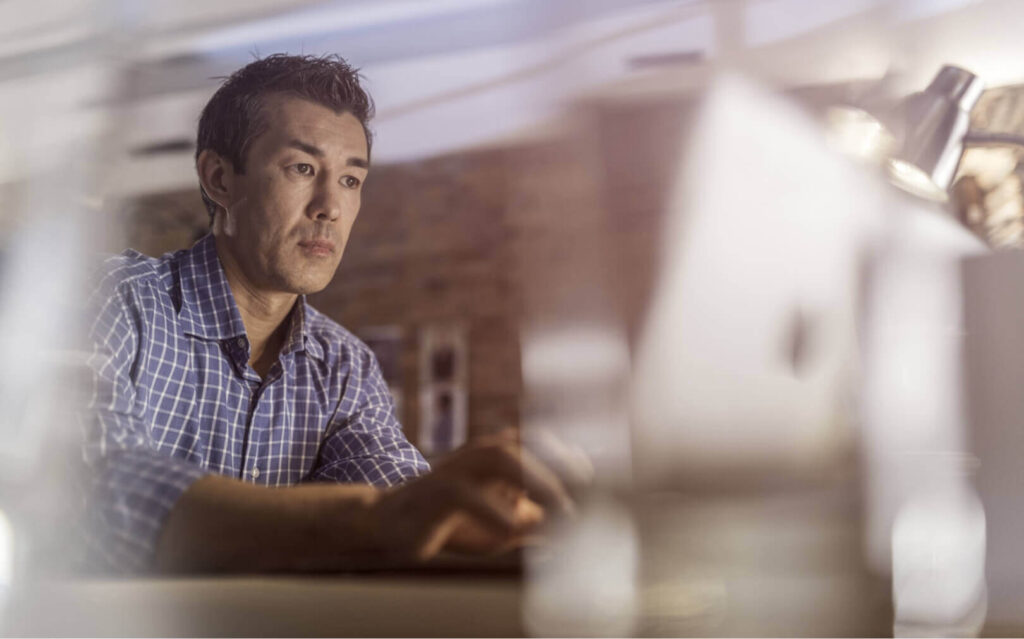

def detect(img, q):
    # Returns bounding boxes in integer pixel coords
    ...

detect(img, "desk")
[4,487,893,637]
[4,484,898,637]
[5,574,523,637]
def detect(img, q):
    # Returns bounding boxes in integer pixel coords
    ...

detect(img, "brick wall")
[309,150,523,445]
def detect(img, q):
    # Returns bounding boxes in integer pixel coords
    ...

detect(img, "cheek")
[344,192,362,223]
[264,179,296,213]
[259,181,309,230]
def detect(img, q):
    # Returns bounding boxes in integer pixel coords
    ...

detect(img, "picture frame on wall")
[418,323,468,457]
[419,387,468,458]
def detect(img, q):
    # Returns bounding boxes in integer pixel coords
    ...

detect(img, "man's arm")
[153,476,379,572]
[81,275,211,571]
[154,430,569,572]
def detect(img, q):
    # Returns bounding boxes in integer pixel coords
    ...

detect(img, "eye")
[290,163,315,176]
[342,175,362,189]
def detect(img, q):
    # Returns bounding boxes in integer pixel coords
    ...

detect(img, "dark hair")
[195,53,375,218]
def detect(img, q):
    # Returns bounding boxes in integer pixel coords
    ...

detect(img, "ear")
[196,149,235,212]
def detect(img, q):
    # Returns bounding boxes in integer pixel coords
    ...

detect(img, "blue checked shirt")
[82,233,429,571]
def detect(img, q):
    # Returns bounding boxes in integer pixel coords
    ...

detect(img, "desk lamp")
[882,65,1024,202]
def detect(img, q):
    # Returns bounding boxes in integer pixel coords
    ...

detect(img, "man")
[82,54,573,572]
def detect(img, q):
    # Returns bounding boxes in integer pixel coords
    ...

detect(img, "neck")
[213,236,297,377]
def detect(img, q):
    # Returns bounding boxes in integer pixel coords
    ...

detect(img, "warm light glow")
[888,158,950,202]
[825,105,895,164]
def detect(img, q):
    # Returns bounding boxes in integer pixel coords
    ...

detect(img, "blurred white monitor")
[630,73,882,485]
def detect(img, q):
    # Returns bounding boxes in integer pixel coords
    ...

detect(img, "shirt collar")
[282,298,326,361]
[177,234,249,341]
[178,234,327,361]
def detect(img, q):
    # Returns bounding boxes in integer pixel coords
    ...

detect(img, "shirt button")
[251,467,261,479]
[237,337,246,348]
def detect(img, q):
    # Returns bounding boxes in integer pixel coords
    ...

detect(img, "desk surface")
[5,488,899,637]
[6,574,523,637]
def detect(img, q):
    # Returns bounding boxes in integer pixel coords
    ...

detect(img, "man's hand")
[367,430,577,560]
[154,429,589,572]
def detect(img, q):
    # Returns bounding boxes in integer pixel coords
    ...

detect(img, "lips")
[298,239,335,256]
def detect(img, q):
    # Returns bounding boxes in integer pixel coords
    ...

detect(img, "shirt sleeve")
[309,344,430,486]
[79,278,208,572]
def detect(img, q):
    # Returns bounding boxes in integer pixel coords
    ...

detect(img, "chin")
[272,260,338,295]
[288,279,331,295]
[268,271,329,295]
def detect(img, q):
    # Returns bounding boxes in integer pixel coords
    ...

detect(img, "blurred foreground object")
[631,73,880,484]
[859,191,988,636]
[827,78,1024,634]
[0,0,118,626]
[514,120,638,636]
[523,72,893,637]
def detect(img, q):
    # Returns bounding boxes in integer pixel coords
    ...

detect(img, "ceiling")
[1,0,1023,196]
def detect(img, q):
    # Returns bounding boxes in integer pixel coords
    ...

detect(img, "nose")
[308,179,344,222]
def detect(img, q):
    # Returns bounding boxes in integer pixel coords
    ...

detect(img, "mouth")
[297,239,336,257]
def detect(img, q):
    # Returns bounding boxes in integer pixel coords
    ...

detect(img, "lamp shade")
[887,65,985,202]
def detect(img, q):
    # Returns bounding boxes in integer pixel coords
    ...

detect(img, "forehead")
[255,92,368,157]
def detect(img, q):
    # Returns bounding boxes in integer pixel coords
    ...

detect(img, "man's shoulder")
[96,248,172,282]
[89,247,186,307]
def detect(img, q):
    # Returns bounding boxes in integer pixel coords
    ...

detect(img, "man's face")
[216,93,369,295]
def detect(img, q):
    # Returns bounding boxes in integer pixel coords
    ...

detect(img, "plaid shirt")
[82,234,429,571]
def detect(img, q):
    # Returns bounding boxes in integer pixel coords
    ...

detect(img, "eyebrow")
[287,138,368,169]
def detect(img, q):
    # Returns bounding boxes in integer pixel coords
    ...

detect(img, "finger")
[486,484,545,527]
[415,512,462,560]
[377,478,519,560]
[513,493,545,527]
[462,443,575,517]
[443,479,522,536]
[446,514,531,555]
[472,428,589,505]
[403,480,525,560]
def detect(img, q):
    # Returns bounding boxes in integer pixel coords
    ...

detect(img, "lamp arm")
[963,131,1024,147]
